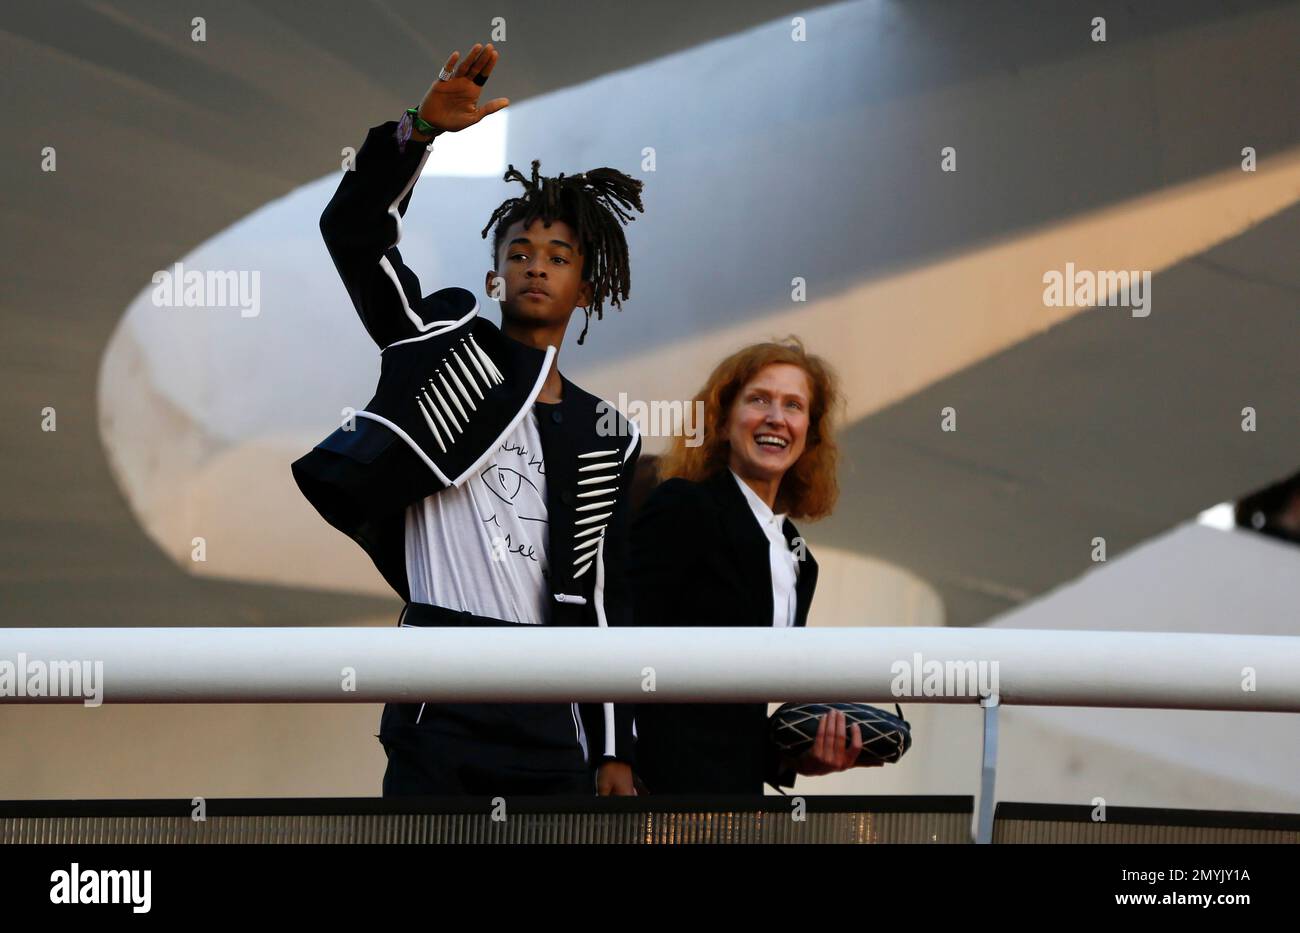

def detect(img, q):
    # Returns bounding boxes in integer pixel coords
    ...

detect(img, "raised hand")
[416,43,508,134]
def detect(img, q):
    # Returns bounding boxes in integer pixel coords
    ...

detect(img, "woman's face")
[725,363,812,487]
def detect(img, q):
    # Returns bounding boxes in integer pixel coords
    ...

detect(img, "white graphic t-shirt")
[404,409,551,625]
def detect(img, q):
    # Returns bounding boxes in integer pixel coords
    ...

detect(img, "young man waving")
[292,43,644,796]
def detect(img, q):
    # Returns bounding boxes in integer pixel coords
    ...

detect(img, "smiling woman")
[628,339,862,794]
[657,338,841,520]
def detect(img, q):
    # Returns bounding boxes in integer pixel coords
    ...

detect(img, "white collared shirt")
[730,469,800,628]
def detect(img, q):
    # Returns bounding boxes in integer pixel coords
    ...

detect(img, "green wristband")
[405,108,440,136]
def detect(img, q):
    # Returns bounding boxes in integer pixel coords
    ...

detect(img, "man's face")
[487,217,593,330]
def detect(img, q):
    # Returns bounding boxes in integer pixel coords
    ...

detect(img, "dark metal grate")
[6,798,1293,843]
[994,820,1298,844]
[0,799,972,844]
[992,802,1300,844]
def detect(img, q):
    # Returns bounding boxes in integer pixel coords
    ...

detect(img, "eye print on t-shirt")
[479,437,547,563]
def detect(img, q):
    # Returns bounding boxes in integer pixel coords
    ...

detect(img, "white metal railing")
[1,627,1297,710]
[4,625,1297,844]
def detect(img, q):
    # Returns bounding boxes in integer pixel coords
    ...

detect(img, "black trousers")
[378,602,593,796]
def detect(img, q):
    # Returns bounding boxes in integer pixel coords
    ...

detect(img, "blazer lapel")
[707,470,773,628]
[784,517,818,628]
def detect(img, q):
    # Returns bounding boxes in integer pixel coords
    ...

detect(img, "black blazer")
[290,119,642,765]
[629,470,819,794]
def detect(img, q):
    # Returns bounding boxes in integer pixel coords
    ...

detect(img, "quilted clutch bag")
[769,702,912,766]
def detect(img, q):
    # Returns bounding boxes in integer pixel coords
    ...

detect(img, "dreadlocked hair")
[481,159,644,344]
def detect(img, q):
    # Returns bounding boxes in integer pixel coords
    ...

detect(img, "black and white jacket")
[290,120,641,766]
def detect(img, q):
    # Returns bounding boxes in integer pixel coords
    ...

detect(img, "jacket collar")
[703,468,818,628]
[728,468,789,529]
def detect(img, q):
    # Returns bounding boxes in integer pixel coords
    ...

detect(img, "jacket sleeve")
[624,479,706,779]
[581,430,642,768]
[319,120,463,350]
[627,479,706,628]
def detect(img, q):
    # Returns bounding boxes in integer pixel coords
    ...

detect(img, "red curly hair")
[659,338,841,520]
